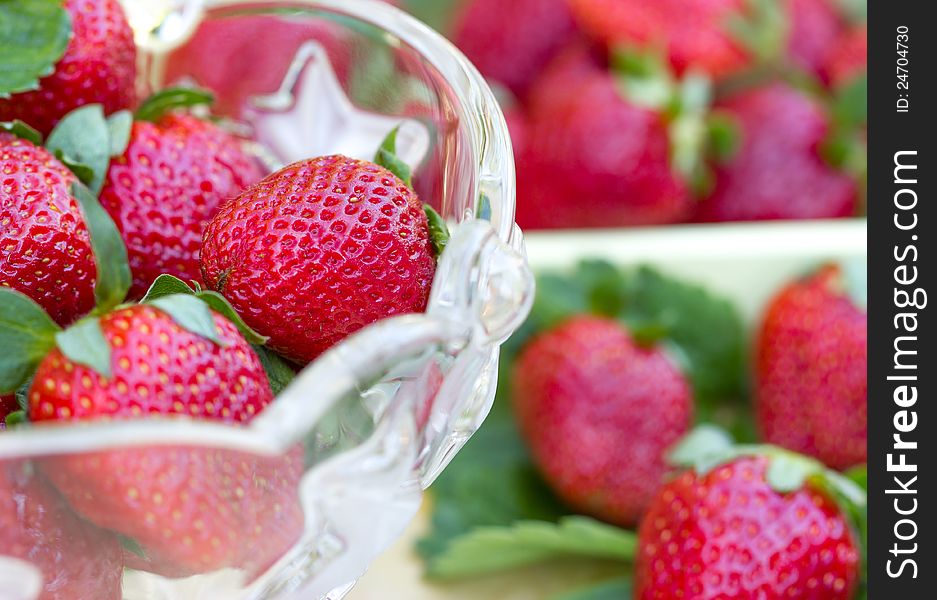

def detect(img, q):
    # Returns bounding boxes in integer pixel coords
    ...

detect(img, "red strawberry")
[0,133,97,326]
[518,68,692,229]
[0,0,136,135]
[567,0,748,79]
[756,264,867,470]
[525,42,607,116]
[823,26,867,88]
[695,83,858,222]
[636,455,861,598]
[0,394,16,429]
[512,316,692,526]
[99,114,263,298]
[26,303,303,576]
[786,0,847,78]
[1,462,124,600]
[165,15,352,118]
[201,154,437,364]
[451,0,577,98]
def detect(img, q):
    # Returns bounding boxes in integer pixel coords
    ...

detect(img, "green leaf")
[668,424,734,468]
[552,578,634,600]
[0,289,60,393]
[427,517,635,580]
[765,452,820,493]
[140,274,196,302]
[55,318,112,378]
[706,111,741,164]
[4,410,27,428]
[611,47,675,111]
[140,275,267,344]
[0,0,71,97]
[195,290,268,345]
[107,110,133,157]
[0,120,42,145]
[252,345,296,395]
[135,87,214,123]
[845,464,868,491]
[149,294,223,345]
[418,418,568,561]
[15,374,34,411]
[423,205,450,257]
[728,0,788,63]
[374,126,413,186]
[70,183,131,313]
[46,105,111,194]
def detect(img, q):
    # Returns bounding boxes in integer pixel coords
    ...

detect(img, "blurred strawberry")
[100,101,263,298]
[526,42,607,116]
[518,55,695,229]
[636,447,862,598]
[823,25,867,88]
[567,0,749,79]
[2,462,123,600]
[451,0,577,98]
[695,83,858,221]
[756,264,866,470]
[786,0,848,78]
[0,133,97,326]
[165,15,352,117]
[0,0,136,135]
[513,316,693,526]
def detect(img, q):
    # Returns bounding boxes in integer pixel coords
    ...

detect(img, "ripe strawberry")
[201,154,437,364]
[567,0,749,79]
[512,316,692,526]
[0,0,136,135]
[0,133,96,326]
[1,462,123,600]
[517,68,692,229]
[451,0,576,98]
[823,26,867,88]
[695,83,858,221]
[0,394,16,429]
[22,302,303,576]
[636,454,861,598]
[99,113,263,298]
[786,0,847,78]
[756,264,867,470]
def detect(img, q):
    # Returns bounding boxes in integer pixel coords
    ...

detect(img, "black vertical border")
[868,1,933,597]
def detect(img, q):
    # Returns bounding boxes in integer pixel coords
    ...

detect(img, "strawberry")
[100,105,263,298]
[0,132,97,326]
[451,0,576,98]
[756,264,867,470]
[823,25,867,88]
[0,394,16,429]
[0,0,136,136]
[636,447,862,599]
[200,136,440,364]
[695,83,858,221]
[164,15,352,118]
[567,0,749,79]
[0,294,303,578]
[786,0,848,78]
[517,64,693,229]
[1,462,124,600]
[512,316,692,526]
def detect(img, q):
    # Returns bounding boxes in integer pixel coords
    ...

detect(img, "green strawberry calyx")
[0,0,71,98]
[375,126,451,257]
[728,0,789,65]
[135,87,215,123]
[610,49,719,196]
[0,120,43,145]
[669,425,868,588]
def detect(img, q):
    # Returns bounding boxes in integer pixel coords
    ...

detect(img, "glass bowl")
[0,1,532,598]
